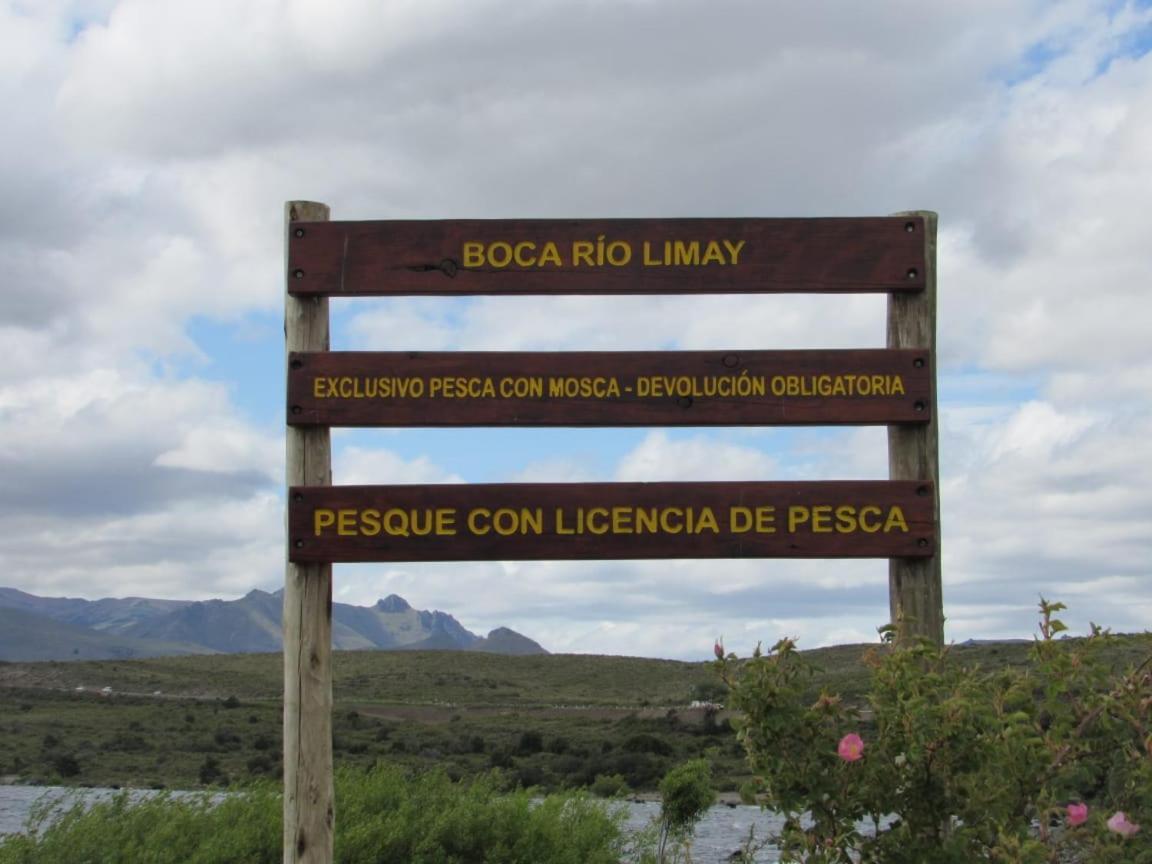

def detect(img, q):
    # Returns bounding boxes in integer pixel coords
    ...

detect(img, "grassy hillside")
[0,649,726,706]
[2,634,1148,793]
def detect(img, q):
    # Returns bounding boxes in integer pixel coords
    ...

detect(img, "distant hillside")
[0,607,209,662]
[0,588,547,661]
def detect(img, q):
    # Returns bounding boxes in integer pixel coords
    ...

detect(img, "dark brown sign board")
[287,217,926,296]
[288,349,932,427]
[288,481,934,563]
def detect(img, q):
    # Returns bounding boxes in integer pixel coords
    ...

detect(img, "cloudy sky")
[2,0,1150,660]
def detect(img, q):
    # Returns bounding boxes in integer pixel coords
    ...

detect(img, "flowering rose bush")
[1066,803,1089,827]
[837,733,864,763]
[717,600,1152,863]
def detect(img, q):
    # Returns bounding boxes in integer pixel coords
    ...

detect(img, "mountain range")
[0,587,546,662]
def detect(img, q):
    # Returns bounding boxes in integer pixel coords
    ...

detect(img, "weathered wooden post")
[887,210,943,645]
[283,200,334,864]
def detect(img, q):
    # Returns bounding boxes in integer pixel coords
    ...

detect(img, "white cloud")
[614,431,778,482]
[2,0,1151,657]
[335,446,463,486]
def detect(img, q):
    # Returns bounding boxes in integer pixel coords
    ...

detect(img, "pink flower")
[714,639,724,660]
[837,733,864,762]
[1065,803,1088,826]
[1107,811,1140,837]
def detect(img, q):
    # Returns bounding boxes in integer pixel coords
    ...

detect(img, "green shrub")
[0,785,280,864]
[515,730,543,755]
[654,759,714,862]
[589,772,630,798]
[0,763,631,864]
[339,764,628,864]
[719,599,1152,863]
[622,733,674,756]
[50,753,80,778]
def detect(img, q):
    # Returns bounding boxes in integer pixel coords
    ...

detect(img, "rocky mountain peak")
[376,594,412,613]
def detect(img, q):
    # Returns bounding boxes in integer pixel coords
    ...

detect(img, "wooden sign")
[288,481,934,563]
[288,349,932,427]
[287,217,925,296]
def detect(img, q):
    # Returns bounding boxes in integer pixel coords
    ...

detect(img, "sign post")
[282,206,942,863]
[887,211,942,644]
[284,201,334,864]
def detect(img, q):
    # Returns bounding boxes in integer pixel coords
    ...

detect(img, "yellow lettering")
[337,509,357,536]
[314,509,335,536]
[810,505,833,533]
[695,507,719,534]
[730,506,752,533]
[462,242,484,268]
[755,506,776,533]
[572,241,593,266]
[555,508,575,535]
[606,241,631,266]
[382,509,410,537]
[360,508,381,537]
[788,506,810,533]
[660,507,685,533]
[612,507,633,534]
[488,242,513,268]
[436,508,457,536]
[586,507,610,535]
[723,239,746,264]
[884,506,909,533]
[834,505,858,533]
[701,241,725,265]
[468,508,491,535]
[858,505,883,533]
[635,507,658,533]
[643,241,662,266]
[673,241,700,266]
[492,508,519,536]
[538,242,561,266]
[513,241,537,267]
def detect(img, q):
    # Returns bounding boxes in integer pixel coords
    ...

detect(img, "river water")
[0,785,784,862]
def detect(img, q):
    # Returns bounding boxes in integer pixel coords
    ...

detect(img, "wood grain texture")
[287,349,933,427]
[284,201,334,864]
[288,481,935,563]
[887,211,943,646]
[287,217,925,296]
